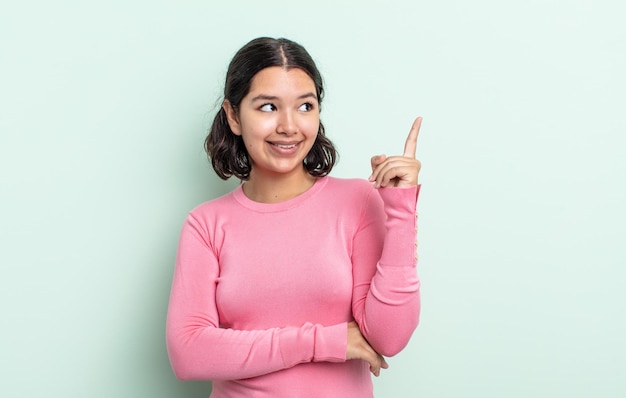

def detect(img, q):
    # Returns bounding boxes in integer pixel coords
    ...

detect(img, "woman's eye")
[298,102,314,112]
[260,104,276,112]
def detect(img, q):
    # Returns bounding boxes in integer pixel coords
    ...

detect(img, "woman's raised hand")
[346,321,389,377]
[369,117,422,188]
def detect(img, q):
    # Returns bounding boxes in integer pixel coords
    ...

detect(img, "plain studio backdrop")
[1,1,624,397]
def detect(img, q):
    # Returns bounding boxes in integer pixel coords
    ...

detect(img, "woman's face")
[224,66,320,180]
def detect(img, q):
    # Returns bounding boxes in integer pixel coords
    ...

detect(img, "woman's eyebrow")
[297,92,318,100]
[250,94,278,102]
[250,92,318,102]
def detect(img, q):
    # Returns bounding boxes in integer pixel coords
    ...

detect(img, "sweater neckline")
[232,176,329,213]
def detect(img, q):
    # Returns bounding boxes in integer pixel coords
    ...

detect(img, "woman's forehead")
[248,67,316,99]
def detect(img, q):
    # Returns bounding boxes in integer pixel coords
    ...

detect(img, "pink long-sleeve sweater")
[166,176,420,397]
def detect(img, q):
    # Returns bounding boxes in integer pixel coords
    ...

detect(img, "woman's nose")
[276,111,297,135]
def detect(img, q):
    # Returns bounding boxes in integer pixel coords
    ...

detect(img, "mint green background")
[1,1,624,397]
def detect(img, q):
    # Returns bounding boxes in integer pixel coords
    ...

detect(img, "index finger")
[403,116,422,158]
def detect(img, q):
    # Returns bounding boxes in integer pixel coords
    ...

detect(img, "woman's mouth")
[268,141,301,155]
[271,143,297,149]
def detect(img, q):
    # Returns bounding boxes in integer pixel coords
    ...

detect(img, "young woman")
[166,37,423,397]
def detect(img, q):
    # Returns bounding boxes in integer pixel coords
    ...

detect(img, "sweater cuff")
[313,322,347,362]
[377,184,420,212]
[278,323,346,368]
[377,185,420,267]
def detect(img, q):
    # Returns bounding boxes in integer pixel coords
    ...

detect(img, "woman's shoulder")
[187,188,240,219]
[321,177,382,221]
[324,176,375,197]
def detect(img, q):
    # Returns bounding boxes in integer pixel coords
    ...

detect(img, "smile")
[269,142,299,149]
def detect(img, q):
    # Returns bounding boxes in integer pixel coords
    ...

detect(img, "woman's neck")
[242,168,317,204]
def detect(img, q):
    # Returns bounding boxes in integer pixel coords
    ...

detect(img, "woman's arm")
[351,117,423,357]
[351,185,421,357]
[166,214,347,381]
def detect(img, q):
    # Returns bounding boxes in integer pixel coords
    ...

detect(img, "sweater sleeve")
[351,185,421,357]
[166,213,347,381]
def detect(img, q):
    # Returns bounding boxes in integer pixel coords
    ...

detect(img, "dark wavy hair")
[205,37,337,180]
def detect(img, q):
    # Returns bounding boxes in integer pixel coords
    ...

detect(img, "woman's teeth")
[272,143,297,149]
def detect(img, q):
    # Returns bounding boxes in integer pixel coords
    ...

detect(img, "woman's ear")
[222,100,242,136]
